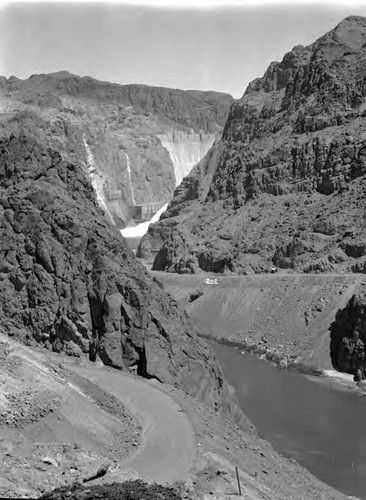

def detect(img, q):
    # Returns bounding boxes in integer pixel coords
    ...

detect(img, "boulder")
[330,288,366,376]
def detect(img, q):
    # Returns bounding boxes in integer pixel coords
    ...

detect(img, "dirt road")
[70,365,196,484]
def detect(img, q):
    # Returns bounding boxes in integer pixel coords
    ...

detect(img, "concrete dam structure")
[158,130,216,186]
[121,130,216,239]
[131,202,163,222]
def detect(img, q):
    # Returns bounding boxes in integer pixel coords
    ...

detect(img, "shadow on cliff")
[89,337,163,383]
[329,293,366,380]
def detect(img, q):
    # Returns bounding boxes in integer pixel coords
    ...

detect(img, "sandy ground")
[0,333,141,498]
[323,370,355,382]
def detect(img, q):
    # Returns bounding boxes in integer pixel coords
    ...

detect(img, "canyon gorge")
[136,15,366,391]
[141,16,366,278]
[0,72,232,231]
[3,13,366,500]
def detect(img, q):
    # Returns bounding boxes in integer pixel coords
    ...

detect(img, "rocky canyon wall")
[0,134,234,412]
[142,16,366,275]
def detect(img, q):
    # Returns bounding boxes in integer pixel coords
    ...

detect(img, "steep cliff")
[0,74,233,229]
[145,16,366,274]
[0,134,232,410]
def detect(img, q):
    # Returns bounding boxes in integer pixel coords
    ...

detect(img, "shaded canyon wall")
[0,134,234,413]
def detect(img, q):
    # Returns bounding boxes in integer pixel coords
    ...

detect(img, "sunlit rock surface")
[143,16,366,274]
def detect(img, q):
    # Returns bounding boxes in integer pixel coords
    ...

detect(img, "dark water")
[124,236,141,252]
[211,342,366,499]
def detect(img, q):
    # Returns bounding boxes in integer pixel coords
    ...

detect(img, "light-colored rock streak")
[124,152,136,205]
[83,135,115,225]
[158,130,216,186]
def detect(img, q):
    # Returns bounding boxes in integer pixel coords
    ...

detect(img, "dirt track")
[0,334,196,496]
[70,365,196,484]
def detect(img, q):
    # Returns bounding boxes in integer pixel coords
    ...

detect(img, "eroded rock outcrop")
[144,16,366,274]
[0,134,230,410]
[330,286,366,378]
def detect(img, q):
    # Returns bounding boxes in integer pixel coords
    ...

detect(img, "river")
[124,234,366,498]
[211,341,366,499]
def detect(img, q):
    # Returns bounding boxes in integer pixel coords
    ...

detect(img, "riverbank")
[206,334,366,399]
[152,271,365,372]
[211,341,366,500]
[202,334,324,376]
[310,369,366,395]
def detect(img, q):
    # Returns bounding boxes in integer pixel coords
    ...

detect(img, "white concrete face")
[158,130,216,187]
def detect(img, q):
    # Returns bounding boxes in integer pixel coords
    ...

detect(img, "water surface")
[211,341,366,499]
[124,236,141,253]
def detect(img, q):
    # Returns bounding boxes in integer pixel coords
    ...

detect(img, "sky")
[1,1,366,98]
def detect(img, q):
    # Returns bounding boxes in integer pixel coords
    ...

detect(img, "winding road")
[70,365,196,484]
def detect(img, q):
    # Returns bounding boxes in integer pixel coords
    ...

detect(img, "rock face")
[142,16,366,274]
[0,134,230,409]
[0,73,233,229]
[330,285,366,378]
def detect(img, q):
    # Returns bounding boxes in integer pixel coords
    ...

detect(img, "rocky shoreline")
[206,335,366,401]
[203,334,324,376]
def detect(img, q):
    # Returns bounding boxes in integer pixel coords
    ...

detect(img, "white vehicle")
[204,277,219,285]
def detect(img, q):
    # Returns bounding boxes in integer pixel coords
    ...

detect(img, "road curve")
[70,365,196,484]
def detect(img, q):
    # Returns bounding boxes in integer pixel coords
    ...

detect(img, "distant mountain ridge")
[139,16,366,275]
[1,72,233,132]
